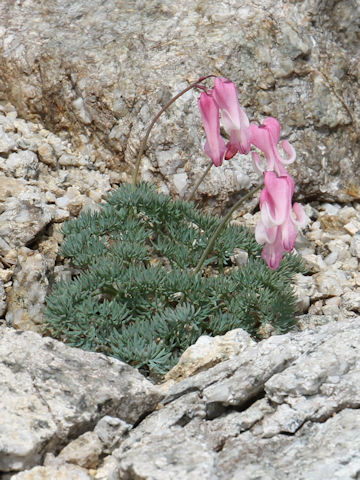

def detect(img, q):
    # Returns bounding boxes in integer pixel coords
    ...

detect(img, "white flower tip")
[252,152,264,174]
[281,140,296,164]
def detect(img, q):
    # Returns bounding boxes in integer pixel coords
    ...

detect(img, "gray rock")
[5,150,39,179]
[94,416,131,454]
[56,431,103,469]
[163,328,255,386]
[350,234,360,258]
[37,143,57,168]
[217,408,360,480]
[106,318,360,480]
[0,327,163,473]
[5,247,52,331]
[0,0,358,204]
[0,278,6,317]
[10,463,92,480]
[117,430,218,480]
[313,268,352,297]
[0,124,16,153]
[341,290,360,313]
[0,187,52,248]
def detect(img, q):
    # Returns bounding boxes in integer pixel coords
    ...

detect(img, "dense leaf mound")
[45,183,304,376]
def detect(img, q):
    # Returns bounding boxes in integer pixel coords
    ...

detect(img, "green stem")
[131,75,215,188]
[186,161,213,201]
[194,182,263,274]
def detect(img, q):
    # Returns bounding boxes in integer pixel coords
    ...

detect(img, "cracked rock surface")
[108,318,360,480]
[0,0,359,204]
[0,327,163,475]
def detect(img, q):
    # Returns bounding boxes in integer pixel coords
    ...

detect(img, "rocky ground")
[0,101,359,479]
[0,0,359,477]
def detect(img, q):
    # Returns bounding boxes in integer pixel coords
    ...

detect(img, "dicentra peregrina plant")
[46,74,308,376]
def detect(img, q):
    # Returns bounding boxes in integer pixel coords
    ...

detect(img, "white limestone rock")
[313,268,352,297]
[163,328,255,386]
[107,318,360,480]
[57,431,103,469]
[350,234,360,258]
[94,416,131,453]
[0,327,163,474]
[5,150,39,179]
[0,0,358,203]
[10,463,92,480]
[0,124,16,153]
[0,187,52,248]
[5,247,52,331]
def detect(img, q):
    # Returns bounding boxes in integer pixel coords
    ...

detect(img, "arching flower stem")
[131,75,216,188]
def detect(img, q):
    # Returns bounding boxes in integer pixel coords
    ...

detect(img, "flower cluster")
[198,77,308,269]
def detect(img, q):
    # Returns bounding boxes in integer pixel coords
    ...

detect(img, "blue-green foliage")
[44,183,304,376]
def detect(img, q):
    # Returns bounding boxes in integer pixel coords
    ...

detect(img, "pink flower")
[212,77,252,158]
[198,90,226,167]
[255,171,308,269]
[250,117,296,176]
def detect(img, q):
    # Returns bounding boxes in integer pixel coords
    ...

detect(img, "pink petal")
[261,229,286,270]
[262,117,281,145]
[250,123,276,171]
[260,172,293,226]
[198,91,226,167]
[255,220,277,245]
[213,77,247,132]
[292,202,309,227]
[224,141,238,160]
[280,217,298,251]
[213,77,252,155]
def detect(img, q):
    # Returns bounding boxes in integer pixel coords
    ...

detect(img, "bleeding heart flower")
[212,77,252,158]
[198,90,226,167]
[255,171,308,269]
[250,117,296,176]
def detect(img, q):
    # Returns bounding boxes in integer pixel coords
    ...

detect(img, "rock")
[0,0,358,204]
[295,314,334,331]
[93,455,118,480]
[5,150,39,179]
[0,279,6,317]
[94,416,131,454]
[37,143,57,168]
[103,317,360,480]
[313,268,352,297]
[117,430,218,480]
[54,187,88,217]
[0,124,16,153]
[5,247,53,332]
[10,463,92,480]
[218,408,360,480]
[302,253,327,273]
[341,290,360,314]
[293,273,317,313]
[164,328,255,386]
[350,234,360,258]
[57,431,103,469]
[322,296,341,316]
[344,219,360,236]
[0,327,163,473]
[0,187,52,248]
[0,174,26,204]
